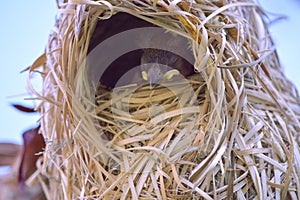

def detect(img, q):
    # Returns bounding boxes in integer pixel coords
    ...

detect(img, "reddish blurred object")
[0,104,45,199]
[18,125,45,189]
[11,104,36,113]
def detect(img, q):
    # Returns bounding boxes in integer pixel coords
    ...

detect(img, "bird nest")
[28,0,300,199]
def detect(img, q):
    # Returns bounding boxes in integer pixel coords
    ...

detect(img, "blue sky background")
[0,1,56,145]
[0,1,299,149]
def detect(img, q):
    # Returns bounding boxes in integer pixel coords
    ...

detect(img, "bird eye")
[158,70,162,76]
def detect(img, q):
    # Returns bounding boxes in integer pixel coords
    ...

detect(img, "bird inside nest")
[88,12,195,90]
[139,48,194,88]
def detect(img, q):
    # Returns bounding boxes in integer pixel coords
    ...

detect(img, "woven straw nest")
[28,0,300,199]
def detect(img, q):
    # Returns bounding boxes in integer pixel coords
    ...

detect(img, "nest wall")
[29,0,300,199]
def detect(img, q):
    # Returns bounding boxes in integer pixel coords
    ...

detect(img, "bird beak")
[149,75,156,89]
[141,69,180,89]
[148,70,161,89]
[149,79,155,89]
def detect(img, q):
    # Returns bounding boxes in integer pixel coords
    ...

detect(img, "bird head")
[140,49,182,88]
[141,65,180,88]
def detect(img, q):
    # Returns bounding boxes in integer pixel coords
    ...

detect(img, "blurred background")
[0,1,299,172]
